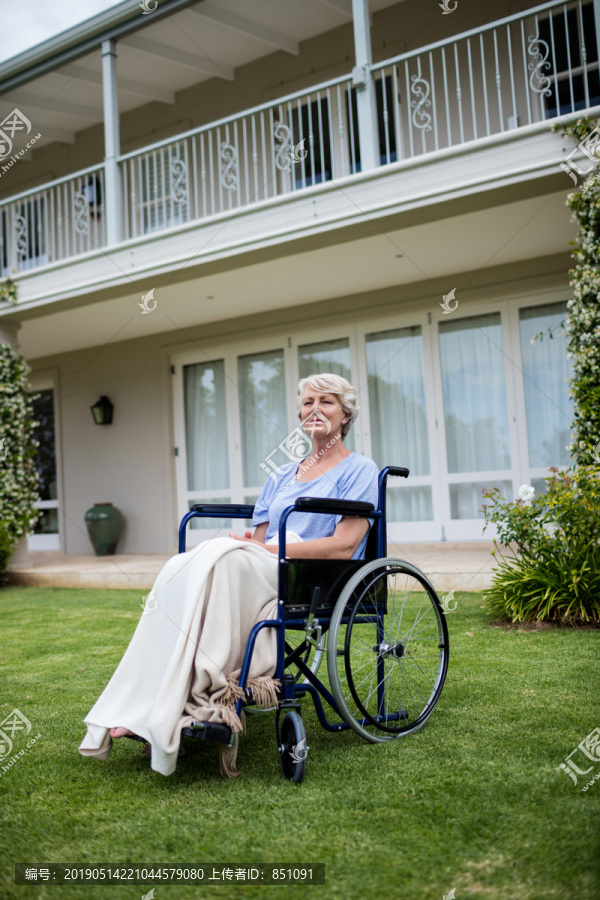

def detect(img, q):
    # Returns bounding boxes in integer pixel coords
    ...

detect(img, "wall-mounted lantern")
[90,396,114,425]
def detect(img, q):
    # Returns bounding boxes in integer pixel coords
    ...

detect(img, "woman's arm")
[231,516,370,560]
[252,522,268,543]
[283,516,369,559]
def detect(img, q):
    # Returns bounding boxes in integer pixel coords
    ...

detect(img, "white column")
[351,0,380,172]
[102,39,123,245]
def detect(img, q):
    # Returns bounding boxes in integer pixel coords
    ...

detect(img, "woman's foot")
[110,727,135,738]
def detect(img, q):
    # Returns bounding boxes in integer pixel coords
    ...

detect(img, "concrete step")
[6,542,500,592]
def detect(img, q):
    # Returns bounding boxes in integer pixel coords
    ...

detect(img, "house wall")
[28,250,571,555]
[0,0,535,200]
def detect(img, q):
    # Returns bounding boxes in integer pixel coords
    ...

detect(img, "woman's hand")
[228,530,278,553]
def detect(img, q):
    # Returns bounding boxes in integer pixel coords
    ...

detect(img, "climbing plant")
[0,342,39,582]
[553,115,600,464]
[0,277,18,305]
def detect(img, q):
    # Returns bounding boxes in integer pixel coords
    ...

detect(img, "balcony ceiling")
[0,0,400,152]
[16,189,575,360]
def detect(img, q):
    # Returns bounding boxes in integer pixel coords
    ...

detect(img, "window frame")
[170,290,574,544]
[27,370,63,552]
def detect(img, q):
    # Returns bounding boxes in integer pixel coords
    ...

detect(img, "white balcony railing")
[0,165,106,275]
[119,72,358,240]
[0,0,596,277]
[373,0,598,160]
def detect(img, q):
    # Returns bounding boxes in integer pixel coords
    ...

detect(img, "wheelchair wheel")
[327,559,449,743]
[279,711,308,783]
[284,628,326,684]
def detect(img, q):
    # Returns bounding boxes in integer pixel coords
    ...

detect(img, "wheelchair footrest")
[181,722,233,745]
[123,733,148,744]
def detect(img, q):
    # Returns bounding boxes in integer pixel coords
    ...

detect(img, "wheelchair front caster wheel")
[279,711,308,783]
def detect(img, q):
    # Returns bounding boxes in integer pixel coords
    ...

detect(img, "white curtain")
[450,480,513,520]
[365,326,432,521]
[184,360,229,492]
[519,302,573,467]
[439,313,511,474]
[237,350,287,489]
[298,339,355,453]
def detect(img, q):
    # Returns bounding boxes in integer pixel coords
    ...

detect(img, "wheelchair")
[173,465,449,782]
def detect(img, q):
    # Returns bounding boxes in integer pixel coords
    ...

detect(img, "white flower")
[543,521,560,536]
[518,484,535,502]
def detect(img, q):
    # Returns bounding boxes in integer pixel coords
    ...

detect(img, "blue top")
[252,452,379,560]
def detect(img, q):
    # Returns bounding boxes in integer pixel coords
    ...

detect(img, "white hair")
[296,372,359,441]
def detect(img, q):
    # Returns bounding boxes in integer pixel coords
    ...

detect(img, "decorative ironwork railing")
[0,0,596,276]
[0,165,105,276]
[372,0,598,161]
[119,72,358,240]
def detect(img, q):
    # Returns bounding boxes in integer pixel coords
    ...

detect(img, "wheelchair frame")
[175,465,449,782]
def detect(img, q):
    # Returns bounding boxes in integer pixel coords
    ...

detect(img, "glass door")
[182,357,231,528]
[297,335,356,453]
[237,348,287,505]
[516,300,573,494]
[172,342,288,543]
[358,317,442,542]
[436,311,515,540]
[28,384,60,551]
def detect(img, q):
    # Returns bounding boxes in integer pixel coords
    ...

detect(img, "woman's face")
[299,388,349,438]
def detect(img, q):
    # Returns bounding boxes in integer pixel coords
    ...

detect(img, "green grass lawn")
[0,586,598,900]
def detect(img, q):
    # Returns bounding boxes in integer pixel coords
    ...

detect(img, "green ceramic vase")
[84,503,124,556]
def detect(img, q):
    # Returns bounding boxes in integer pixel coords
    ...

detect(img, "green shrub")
[0,519,16,585]
[0,342,39,583]
[482,466,600,626]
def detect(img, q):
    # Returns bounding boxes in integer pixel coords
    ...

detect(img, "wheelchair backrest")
[282,513,382,614]
[364,518,379,561]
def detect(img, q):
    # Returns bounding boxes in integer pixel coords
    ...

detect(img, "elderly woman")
[79,373,378,777]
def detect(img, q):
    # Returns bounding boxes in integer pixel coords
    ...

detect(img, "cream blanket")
[79,534,300,777]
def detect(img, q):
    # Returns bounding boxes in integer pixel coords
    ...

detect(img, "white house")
[0,0,597,557]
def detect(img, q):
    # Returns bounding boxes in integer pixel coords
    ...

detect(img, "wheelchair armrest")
[190,504,255,517]
[294,497,375,517]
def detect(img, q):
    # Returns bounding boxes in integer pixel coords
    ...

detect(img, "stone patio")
[6,541,499,593]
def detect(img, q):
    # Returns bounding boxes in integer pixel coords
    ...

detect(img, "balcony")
[0,0,598,280]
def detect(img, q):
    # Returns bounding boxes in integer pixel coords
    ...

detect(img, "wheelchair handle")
[385,466,409,478]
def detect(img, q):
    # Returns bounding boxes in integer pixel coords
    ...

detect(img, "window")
[0,199,48,271]
[538,2,600,117]
[29,387,60,550]
[291,97,332,188]
[347,74,398,171]
[365,326,433,521]
[0,209,7,275]
[237,349,287,491]
[439,313,512,519]
[519,302,573,468]
[140,152,188,234]
[298,337,355,452]
[183,360,229,528]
